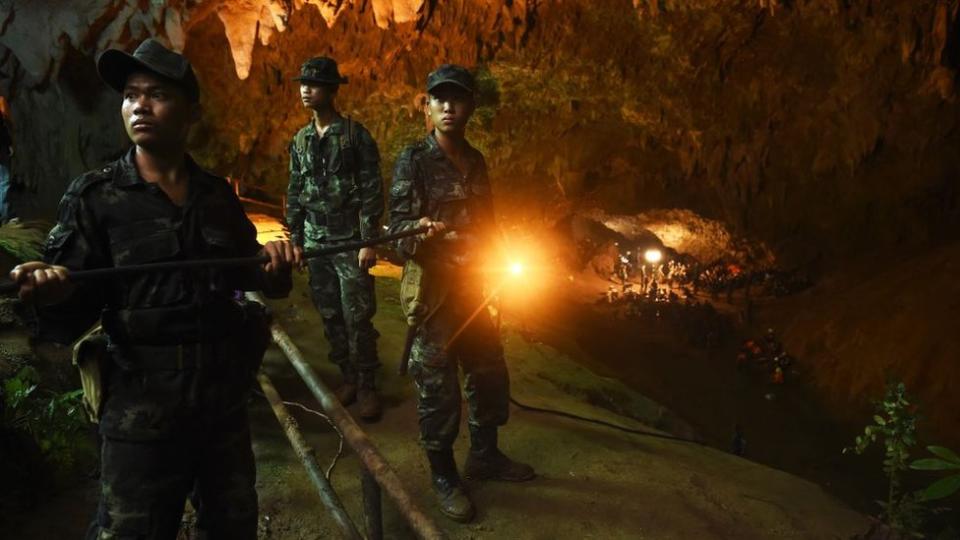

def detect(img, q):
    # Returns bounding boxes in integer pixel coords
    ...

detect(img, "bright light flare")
[644,248,663,264]
[484,228,559,316]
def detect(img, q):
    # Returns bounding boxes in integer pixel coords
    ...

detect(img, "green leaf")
[16,365,40,382]
[927,446,960,465]
[873,415,887,426]
[920,474,960,501]
[910,458,954,471]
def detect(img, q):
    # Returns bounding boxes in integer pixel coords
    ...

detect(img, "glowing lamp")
[644,248,663,264]
[509,262,524,276]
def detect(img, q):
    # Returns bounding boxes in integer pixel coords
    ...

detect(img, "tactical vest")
[291,117,363,241]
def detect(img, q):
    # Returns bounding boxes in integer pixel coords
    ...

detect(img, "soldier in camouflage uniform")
[9,39,299,539]
[286,57,385,421]
[388,65,534,523]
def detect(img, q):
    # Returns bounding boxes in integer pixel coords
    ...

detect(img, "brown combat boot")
[464,426,535,482]
[426,450,475,523]
[356,371,382,422]
[334,367,357,406]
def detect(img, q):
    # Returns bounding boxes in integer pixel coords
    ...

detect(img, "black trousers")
[87,408,257,540]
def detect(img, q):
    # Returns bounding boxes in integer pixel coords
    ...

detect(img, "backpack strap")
[340,116,360,181]
[341,115,358,150]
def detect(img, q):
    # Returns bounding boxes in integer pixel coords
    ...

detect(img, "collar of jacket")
[113,146,215,191]
[425,131,479,159]
[424,132,481,173]
[305,115,345,140]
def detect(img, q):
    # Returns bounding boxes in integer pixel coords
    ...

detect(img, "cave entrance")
[494,208,879,513]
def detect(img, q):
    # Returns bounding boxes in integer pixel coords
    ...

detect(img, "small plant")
[0,219,50,261]
[844,381,924,535]
[2,366,90,468]
[910,446,960,502]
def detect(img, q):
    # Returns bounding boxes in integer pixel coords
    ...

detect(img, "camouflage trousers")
[307,249,380,373]
[87,409,257,540]
[409,290,509,451]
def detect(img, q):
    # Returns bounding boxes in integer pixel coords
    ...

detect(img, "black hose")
[508,395,706,446]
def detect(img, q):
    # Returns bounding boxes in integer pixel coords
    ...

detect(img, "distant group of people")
[612,243,811,309]
[613,246,692,287]
[602,243,813,363]
[696,262,812,300]
[737,328,795,384]
[601,278,731,350]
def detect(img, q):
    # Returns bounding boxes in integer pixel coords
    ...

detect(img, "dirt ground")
[250,268,869,539]
[6,267,870,539]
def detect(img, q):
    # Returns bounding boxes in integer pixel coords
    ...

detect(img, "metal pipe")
[256,372,363,540]
[251,292,445,540]
[0,226,429,294]
[361,469,384,540]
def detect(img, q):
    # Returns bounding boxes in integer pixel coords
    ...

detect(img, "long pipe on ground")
[248,292,446,540]
[256,372,363,540]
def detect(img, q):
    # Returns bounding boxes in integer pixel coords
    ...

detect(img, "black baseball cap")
[426,64,475,94]
[294,57,349,85]
[97,38,200,102]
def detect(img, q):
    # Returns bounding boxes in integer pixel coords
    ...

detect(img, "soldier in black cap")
[387,64,535,523]
[9,38,299,539]
[285,57,385,421]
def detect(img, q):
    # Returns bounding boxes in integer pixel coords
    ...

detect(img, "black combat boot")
[356,371,382,422]
[464,426,535,482]
[334,365,357,406]
[426,449,475,523]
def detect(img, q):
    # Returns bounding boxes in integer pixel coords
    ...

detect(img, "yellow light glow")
[509,262,524,276]
[248,212,288,244]
[644,248,663,264]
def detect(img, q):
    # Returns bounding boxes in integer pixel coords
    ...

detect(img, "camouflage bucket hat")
[426,64,475,94]
[294,57,349,85]
[97,38,200,102]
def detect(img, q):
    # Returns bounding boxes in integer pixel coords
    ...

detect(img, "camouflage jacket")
[40,148,291,345]
[387,133,496,269]
[285,116,384,248]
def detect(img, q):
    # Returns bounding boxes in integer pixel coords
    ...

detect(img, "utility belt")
[114,298,271,371]
[305,210,350,228]
[74,300,272,423]
[304,208,362,243]
[71,331,211,424]
[118,341,211,372]
[101,295,249,345]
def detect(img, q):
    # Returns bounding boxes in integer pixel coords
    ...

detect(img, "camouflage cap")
[426,64,475,94]
[294,57,348,85]
[97,38,200,102]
